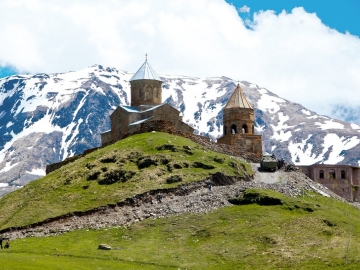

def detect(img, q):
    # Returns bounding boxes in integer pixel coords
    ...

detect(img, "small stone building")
[299,164,360,201]
[217,84,262,156]
[101,59,194,145]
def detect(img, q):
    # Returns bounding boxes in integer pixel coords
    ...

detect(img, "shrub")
[156,144,176,151]
[166,175,183,184]
[192,162,215,169]
[86,170,101,181]
[98,169,135,185]
[213,156,225,164]
[137,157,158,169]
[100,156,117,163]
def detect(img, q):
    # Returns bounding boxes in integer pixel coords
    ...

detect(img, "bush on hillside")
[166,175,183,184]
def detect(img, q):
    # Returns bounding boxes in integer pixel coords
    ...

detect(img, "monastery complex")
[47,57,360,202]
[101,58,263,157]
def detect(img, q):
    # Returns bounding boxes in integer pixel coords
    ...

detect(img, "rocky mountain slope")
[1,64,360,194]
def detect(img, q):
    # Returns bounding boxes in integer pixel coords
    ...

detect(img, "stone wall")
[137,120,261,162]
[46,155,84,174]
[101,131,111,146]
[223,107,254,135]
[217,133,262,157]
[299,164,360,202]
[130,79,162,107]
[110,107,131,142]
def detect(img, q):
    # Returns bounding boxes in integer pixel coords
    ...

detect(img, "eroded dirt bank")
[1,165,345,240]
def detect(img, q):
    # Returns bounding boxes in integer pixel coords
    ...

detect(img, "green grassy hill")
[1,131,360,269]
[0,132,252,229]
[1,190,360,269]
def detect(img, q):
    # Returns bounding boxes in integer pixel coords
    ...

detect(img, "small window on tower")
[231,124,237,134]
[341,170,346,179]
[319,170,324,179]
[242,124,248,133]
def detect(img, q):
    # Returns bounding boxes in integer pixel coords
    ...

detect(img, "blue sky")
[0,0,359,123]
[0,65,17,78]
[226,0,360,37]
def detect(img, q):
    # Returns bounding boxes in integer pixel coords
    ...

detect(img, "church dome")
[130,59,162,82]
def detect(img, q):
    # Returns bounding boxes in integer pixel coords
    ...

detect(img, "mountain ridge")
[1,64,360,194]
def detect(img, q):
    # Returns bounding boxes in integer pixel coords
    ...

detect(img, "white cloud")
[0,0,360,122]
[238,5,250,13]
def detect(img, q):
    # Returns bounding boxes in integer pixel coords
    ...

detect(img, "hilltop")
[0,131,252,230]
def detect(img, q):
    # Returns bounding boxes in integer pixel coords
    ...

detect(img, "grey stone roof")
[130,60,162,82]
[120,104,163,113]
[129,117,153,126]
[224,84,253,109]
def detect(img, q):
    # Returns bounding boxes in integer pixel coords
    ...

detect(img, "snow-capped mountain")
[1,64,360,195]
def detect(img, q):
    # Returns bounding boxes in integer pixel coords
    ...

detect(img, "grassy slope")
[1,190,360,269]
[0,132,252,229]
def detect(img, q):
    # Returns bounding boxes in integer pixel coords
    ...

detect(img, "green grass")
[0,132,253,230]
[1,190,360,269]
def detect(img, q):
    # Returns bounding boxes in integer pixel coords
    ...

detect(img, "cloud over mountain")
[0,0,360,122]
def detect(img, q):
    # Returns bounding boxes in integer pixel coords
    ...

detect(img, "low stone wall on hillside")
[46,120,261,174]
[46,155,83,174]
[136,120,262,162]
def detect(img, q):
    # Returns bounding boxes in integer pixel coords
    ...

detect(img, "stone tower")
[217,84,262,156]
[129,58,162,107]
[223,84,254,135]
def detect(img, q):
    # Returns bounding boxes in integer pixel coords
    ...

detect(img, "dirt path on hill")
[2,163,346,240]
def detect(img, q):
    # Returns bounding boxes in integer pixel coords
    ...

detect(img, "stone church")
[101,59,194,145]
[47,61,263,175]
[101,58,262,156]
[217,84,262,156]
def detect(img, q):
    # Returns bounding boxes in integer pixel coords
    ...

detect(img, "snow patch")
[351,123,360,130]
[26,168,46,176]
[257,93,285,114]
[301,109,311,115]
[322,134,360,164]
[0,162,19,173]
[270,112,294,142]
[315,120,344,130]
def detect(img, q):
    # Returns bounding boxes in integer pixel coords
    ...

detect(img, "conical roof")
[224,84,253,109]
[130,60,161,82]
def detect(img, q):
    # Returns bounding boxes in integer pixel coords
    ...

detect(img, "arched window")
[252,125,254,134]
[319,170,324,179]
[341,170,346,179]
[242,124,248,133]
[329,169,336,179]
[139,88,142,98]
[224,126,227,135]
[231,124,237,134]
[156,89,159,98]
[144,88,150,100]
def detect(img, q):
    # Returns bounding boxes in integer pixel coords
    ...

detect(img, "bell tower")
[217,83,262,157]
[129,55,162,107]
[222,84,254,136]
